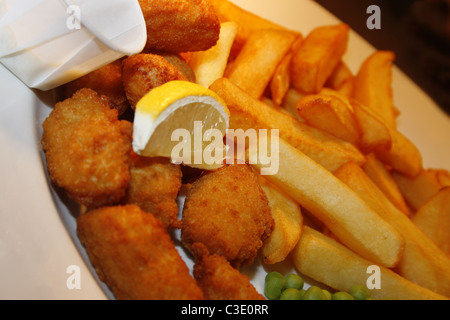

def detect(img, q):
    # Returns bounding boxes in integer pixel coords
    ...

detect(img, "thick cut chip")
[291,226,448,300]
[353,51,397,129]
[290,23,350,94]
[225,28,297,99]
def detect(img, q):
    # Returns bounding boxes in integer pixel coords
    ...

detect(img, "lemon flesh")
[132,81,229,170]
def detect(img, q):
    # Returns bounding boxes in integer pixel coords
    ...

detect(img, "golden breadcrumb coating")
[181,164,274,268]
[122,53,186,109]
[41,88,132,208]
[138,0,220,53]
[77,205,204,300]
[124,152,183,230]
[192,242,266,300]
[63,60,129,115]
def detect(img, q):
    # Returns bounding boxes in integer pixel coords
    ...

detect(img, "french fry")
[351,99,392,153]
[290,23,350,94]
[291,226,448,300]
[392,169,444,212]
[188,21,238,88]
[353,51,397,129]
[270,51,293,106]
[259,179,303,264]
[374,129,423,177]
[334,162,450,297]
[209,78,366,173]
[363,153,411,216]
[225,28,297,99]
[270,35,304,106]
[208,0,287,56]
[247,136,404,268]
[325,60,355,98]
[296,92,360,146]
[413,187,450,257]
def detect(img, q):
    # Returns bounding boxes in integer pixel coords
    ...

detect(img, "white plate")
[0,0,449,300]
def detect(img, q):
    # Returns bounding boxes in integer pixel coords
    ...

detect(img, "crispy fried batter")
[41,88,132,208]
[192,242,265,300]
[122,53,186,109]
[124,152,183,230]
[77,205,204,300]
[63,60,129,115]
[181,164,274,268]
[138,0,220,53]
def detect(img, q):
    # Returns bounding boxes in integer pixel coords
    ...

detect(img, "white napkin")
[0,0,146,90]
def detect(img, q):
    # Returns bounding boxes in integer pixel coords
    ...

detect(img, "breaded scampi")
[138,0,220,53]
[192,242,266,300]
[124,152,183,230]
[122,53,186,109]
[77,205,204,300]
[62,60,129,115]
[41,88,132,209]
[181,164,274,269]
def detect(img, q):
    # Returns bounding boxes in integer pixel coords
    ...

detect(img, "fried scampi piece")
[192,242,265,300]
[138,0,220,53]
[41,88,132,209]
[124,152,183,230]
[122,53,186,109]
[181,164,274,269]
[62,60,129,115]
[77,205,204,300]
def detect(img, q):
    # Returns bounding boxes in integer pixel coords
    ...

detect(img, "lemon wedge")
[132,80,230,170]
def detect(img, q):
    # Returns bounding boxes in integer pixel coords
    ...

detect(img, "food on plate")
[188,21,238,88]
[41,88,133,209]
[191,242,265,300]
[224,28,298,99]
[77,205,204,300]
[124,152,183,230]
[248,136,405,268]
[334,162,450,297]
[62,60,129,115]
[138,0,220,53]
[36,0,450,301]
[122,53,187,109]
[131,80,229,170]
[181,164,274,268]
[259,178,303,265]
[209,78,365,173]
[291,226,448,300]
[353,51,397,129]
[412,187,450,257]
[290,23,350,94]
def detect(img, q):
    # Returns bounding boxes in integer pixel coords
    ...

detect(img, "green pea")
[298,289,306,300]
[322,289,332,300]
[265,271,284,283]
[349,284,371,300]
[302,286,327,300]
[332,291,355,300]
[280,288,303,300]
[264,275,286,300]
[285,274,304,290]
